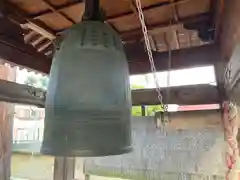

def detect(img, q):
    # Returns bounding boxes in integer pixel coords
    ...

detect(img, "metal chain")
[135,0,167,111]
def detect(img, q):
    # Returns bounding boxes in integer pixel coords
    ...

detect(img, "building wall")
[83,114,226,180]
[11,112,227,180]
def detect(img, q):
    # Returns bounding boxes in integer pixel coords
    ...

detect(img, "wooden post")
[141,105,146,116]
[0,63,15,180]
[53,157,75,180]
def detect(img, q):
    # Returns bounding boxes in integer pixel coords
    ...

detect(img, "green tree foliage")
[146,105,164,116]
[130,84,164,116]
[24,74,37,86]
[131,84,144,116]
[24,74,49,90]
[131,106,142,116]
[39,76,49,90]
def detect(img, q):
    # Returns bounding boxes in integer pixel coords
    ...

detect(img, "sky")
[16,65,216,88]
[130,65,216,88]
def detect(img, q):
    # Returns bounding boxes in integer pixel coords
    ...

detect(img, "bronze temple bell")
[41,0,132,157]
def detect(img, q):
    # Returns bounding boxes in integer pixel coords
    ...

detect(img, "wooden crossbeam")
[132,84,220,105]
[0,79,45,107]
[224,44,240,106]
[0,79,220,107]
[127,44,219,74]
[0,30,219,75]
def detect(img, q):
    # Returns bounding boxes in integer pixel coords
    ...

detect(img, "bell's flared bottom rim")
[40,146,132,157]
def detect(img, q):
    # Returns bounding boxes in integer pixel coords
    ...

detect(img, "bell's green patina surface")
[41,21,132,157]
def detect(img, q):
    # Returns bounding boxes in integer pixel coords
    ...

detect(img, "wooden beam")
[224,44,240,106]
[132,84,220,105]
[0,13,51,73]
[0,80,220,107]
[21,21,56,40]
[38,40,52,52]
[0,79,45,107]
[32,36,45,47]
[127,44,220,74]
[3,1,56,40]
[0,31,219,75]
[0,65,15,180]
[24,31,38,43]
[0,35,51,74]
[219,0,240,60]
[54,157,75,180]
[166,110,222,129]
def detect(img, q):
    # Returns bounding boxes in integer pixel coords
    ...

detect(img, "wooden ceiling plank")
[7,0,210,43]
[124,0,138,14]
[41,0,76,24]
[30,1,82,19]
[121,13,210,41]
[30,0,193,24]
[108,0,191,21]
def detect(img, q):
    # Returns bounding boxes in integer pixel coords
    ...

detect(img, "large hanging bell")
[41,21,132,157]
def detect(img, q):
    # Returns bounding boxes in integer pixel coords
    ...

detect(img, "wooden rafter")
[24,31,38,43]
[174,30,180,49]
[45,50,53,56]
[38,41,52,52]
[3,1,56,40]
[21,21,56,40]
[32,36,45,47]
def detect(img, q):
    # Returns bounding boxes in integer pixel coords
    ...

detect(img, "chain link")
[135,0,167,111]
